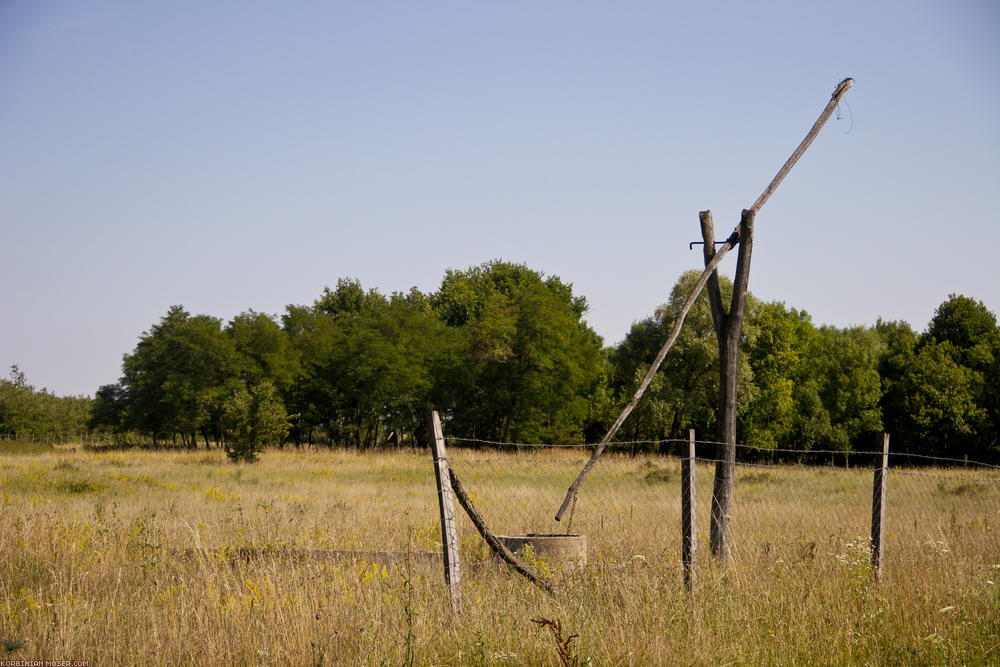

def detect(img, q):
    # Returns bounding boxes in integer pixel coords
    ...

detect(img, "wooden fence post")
[682,429,697,589]
[430,411,462,612]
[871,433,889,581]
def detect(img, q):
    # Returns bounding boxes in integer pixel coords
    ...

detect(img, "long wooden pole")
[430,411,462,612]
[449,468,556,594]
[555,77,854,522]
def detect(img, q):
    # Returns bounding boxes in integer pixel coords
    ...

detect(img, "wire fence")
[0,431,120,448]
[3,429,996,582]
[442,436,1000,580]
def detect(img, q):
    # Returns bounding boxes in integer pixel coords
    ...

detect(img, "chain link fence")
[443,436,1000,580]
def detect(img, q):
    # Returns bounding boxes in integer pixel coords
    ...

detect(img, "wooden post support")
[871,433,889,581]
[682,429,697,590]
[555,77,855,523]
[430,411,462,612]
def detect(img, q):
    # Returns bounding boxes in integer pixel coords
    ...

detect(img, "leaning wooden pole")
[556,242,736,521]
[449,468,556,595]
[429,411,462,612]
[555,77,854,522]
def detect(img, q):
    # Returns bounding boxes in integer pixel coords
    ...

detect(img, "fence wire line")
[440,435,999,575]
[694,455,1000,476]
[446,435,999,469]
[444,436,685,449]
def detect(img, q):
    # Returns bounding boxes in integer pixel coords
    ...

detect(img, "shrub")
[222,381,289,462]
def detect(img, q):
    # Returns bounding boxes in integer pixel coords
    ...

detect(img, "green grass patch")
[52,477,106,494]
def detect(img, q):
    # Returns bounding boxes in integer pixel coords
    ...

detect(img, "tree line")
[3,260,997,462]
[0,365,91,438]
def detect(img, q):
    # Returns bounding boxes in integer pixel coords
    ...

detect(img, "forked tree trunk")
[701,209,754,561]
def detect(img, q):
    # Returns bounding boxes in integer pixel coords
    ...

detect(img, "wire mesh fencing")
[441,436,1000,582]
[445,438,690,566]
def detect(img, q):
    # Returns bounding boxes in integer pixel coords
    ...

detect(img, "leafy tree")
[894,341,987,458]
[222,381,290,462]
[878,296,999,459]
[325,290,457,447]
[88,383,129,435]
[875,319,919,448]
[806,325,884,450]
[120,306,239,446]
[0,365,34,436]
[227,310,300,389]
[433,261,602,443]
[315,278,387,318]
[927,294,998,368]
[925,294,999,456]
[741,302,805,449]
[282,284,462,447]
[0,365,91,438]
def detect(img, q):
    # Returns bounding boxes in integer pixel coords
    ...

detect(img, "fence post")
[429,410,462,612]
[870,433,889,581]
[682,429,697,589]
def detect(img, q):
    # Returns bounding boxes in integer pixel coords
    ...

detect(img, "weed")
[740,471,778,485]
[53,477,104,494]
[937,480,987,497]
[642,467,677,484]
[531,617,579,667]
[471,629,489,666]
[400,523,416,667]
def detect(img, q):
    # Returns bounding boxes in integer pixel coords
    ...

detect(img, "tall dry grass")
[1,446,997,665]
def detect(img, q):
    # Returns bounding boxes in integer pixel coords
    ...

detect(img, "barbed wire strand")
[445,436,999,469]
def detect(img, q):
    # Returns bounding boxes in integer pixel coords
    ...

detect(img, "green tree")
[282,284,462,447]
[0,365,35,436]
[281,303,340,445]
[926,294,999,456]
[0,366,91,439]
[433,261,602,443]
[894,341,987,458]
[89,383,129,435]
[227,310,300,389]
[120,306,239,446]
[806,325,884,450]
[875,319,919,449]
[879,296,999,459]
[927,294,998,368]
[222,381,290,462]
[741,302,806,449]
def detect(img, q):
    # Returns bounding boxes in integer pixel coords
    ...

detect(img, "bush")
[222,382,289,462]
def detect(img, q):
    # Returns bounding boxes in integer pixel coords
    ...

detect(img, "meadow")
[1,444,997,665]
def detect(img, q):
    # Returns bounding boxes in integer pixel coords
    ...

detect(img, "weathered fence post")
[870,433,889,581]
[682,429,697,589]
[429,410,462,612]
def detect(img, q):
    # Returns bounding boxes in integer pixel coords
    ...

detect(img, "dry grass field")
[1,444,998,665]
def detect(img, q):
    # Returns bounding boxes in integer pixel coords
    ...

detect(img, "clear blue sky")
[2,1,998,397]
